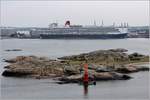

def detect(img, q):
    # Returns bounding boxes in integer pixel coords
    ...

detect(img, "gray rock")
[63,66,80,75]
[5,49,22,52]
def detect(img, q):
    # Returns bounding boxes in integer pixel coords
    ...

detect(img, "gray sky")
[1,1,149,27]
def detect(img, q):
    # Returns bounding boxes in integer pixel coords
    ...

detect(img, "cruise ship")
[37,21,128,39]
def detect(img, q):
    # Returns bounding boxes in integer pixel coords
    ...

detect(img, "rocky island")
[2,48,149,84]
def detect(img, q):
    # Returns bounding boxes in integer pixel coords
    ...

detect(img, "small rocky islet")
[2,48,149,84]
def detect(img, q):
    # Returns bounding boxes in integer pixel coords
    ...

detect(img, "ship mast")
[101,20,104,27]
[94,20,96,26]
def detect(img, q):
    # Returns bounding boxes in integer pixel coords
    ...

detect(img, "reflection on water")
[83,83,88,98]
[1,72,149,99]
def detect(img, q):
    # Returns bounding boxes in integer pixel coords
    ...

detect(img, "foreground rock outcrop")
[2,48,149,83]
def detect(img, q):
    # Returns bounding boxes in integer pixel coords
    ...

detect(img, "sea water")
[0,38,149,99]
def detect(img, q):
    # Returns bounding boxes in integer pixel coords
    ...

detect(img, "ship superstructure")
[31,21,128,39]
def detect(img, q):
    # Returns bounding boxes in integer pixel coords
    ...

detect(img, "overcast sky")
[1,1,149,27]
